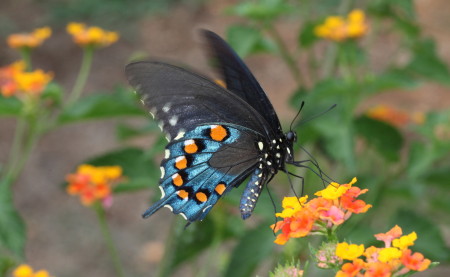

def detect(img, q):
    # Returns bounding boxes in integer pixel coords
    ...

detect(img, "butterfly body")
[126,30,296,223]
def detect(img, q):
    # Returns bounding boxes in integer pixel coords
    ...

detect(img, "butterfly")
[125,30,300,223]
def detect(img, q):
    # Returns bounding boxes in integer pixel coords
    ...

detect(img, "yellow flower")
[13,264,33,277]
[0,61,52,98]
[14,69,53,96]
[7,27,52,49]
[314,9,368,41]
[34,271,51,277]
[275,196,308,218]
[66,22,119,48]
[336,242,365,260]
[12,264,53,277]
[378,247,402,263]
[393,232,417,250]
[315,178,357,200]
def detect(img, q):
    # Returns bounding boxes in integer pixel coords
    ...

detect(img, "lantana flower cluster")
[66,22,119,48]
[272,178,371,245]
[315,10,368,41]
[366,105,425,128]
[7,27,52,49]
[335,225,431,276]
[66,164,123,207]
[12,264,54,277]
[0,61,53,98]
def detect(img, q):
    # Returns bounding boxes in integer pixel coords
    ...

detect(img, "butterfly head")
[284,130,297,162]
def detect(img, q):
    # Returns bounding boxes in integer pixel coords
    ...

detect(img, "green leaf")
[406,39,450,84]
[115,121,159,141]
[227,0,291,21]
[0,180,26,259]
[364,68,419,92]
[407,142,435,179]
[41,82,64,107]
[392,209,450,261]
[298,20,320,48]
[224,224,275,277]
[354,116,403,161]
[425,167,450,189]
[0,95,22,117]
[83,147,158,192]
[227,25,274,57]
[58,87,145,124]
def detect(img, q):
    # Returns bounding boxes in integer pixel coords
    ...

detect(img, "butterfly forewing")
[126,62,269,139]
[202,30,282,133]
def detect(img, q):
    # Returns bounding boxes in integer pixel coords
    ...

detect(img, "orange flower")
[7,27,52,49]
[272,178,371,245]
[336,259,365,277]
[366,105,424,127]
[66,22,119,48]
[0,61,52,98]
[364,262,392,277]
[66,164,122,206]
[340,186,372,214]
[272,209,315,245]
[374,225,402,248]
[401,249,431,272]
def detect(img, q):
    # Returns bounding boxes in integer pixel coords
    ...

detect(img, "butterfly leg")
[239,168,268,220]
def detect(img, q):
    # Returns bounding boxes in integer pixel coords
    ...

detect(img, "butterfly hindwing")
[142,124,261,222]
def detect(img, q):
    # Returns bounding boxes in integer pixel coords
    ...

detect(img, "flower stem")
[67,46,94,105]
[264,24,304,87]
[20,48,32,71]
[156,218,185,277]
[4,117,27,181]
[94,202,125,277]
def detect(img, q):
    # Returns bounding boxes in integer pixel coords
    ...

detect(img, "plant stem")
[321,0,354,79]
[265,24,304,87]
[20,48,32,70]
[94,202,125,277]
[5,117,27,180]
[67,46,94,105]
[156,218,185,277]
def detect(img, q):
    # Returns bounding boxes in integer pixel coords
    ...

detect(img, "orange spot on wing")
[210,125,227,141]
[175,156,187,169]
[172,173,183,186]
[184,140,198,154]
[215,183,226,195]
[177,189,189,199]
[214,79,226,88]
[196,192,208,202]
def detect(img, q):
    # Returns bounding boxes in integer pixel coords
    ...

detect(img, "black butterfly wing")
[125,61,272,222]
[126,61,270,139]
[202,30,282,133]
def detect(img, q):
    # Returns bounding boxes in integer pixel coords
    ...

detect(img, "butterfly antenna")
[290,101,305,132]
[295,104,337,128]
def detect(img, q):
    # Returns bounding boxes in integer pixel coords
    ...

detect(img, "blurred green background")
[1,0,449,276]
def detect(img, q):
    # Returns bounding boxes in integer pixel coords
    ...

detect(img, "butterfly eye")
[286,131,297,142]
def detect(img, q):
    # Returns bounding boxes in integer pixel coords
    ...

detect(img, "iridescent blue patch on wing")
[142,124,250,222]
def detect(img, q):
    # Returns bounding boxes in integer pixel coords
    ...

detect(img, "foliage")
[1,0,450,276]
